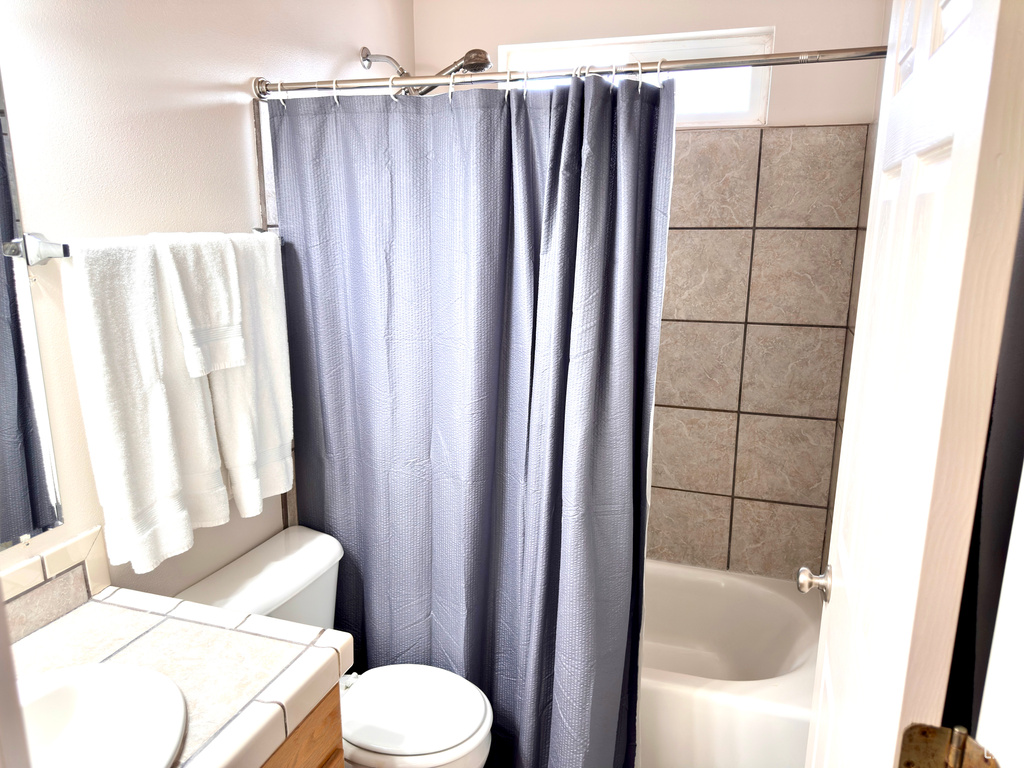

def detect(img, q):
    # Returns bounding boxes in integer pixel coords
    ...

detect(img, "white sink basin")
[18,664,187,768]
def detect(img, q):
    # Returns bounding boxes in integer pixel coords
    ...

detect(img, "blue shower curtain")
[270,77,674,768]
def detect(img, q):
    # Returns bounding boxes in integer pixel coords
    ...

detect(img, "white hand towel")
[207,232,294,518]
[155,233,245,377]
[62,238,231,573]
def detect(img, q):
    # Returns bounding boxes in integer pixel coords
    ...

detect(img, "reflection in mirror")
[0,67,62,550]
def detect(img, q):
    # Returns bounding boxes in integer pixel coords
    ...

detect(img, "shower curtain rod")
[251,45,888,99]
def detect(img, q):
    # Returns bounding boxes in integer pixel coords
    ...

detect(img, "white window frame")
[498,28,775,128]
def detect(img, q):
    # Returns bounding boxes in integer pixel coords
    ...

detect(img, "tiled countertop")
[12,586,354,767]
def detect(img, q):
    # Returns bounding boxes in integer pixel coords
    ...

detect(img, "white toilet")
[177,526,493,768]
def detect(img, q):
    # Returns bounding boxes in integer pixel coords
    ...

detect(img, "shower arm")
[358,47,493,97]
[359,47,409,78]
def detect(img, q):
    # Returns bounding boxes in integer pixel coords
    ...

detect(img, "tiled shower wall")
[649,125,869,580]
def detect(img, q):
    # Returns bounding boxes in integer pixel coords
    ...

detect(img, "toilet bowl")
[341,665,492,768]
[177,526,492,768]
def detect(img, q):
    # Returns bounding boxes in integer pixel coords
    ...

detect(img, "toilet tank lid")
[175,526,343,615]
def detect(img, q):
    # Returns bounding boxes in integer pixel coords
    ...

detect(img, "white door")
[806,1,1024,766]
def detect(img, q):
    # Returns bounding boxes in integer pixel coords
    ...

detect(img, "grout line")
[816,132,871,572]
[661,318,849,330]
[727,128,764,570]
[834,329,851,432]
[99,616,170,663]
[652,485,733,500]
[168,609,317,647]
[251,646,319,733]
[843,125,873,334]
[90,596,301,644]
[655,402,840,423]
[651,485,828,512]
[93,586,119,602]
[676,123,870,134]
[668,225,861,231]
[183,692,289,766]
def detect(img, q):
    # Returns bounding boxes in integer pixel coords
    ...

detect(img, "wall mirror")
[1,65,63,550]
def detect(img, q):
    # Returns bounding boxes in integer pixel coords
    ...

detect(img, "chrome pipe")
[252,45,887,99]
[359,46,409,77]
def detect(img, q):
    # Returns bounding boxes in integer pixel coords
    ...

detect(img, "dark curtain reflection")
[1,132,58,546]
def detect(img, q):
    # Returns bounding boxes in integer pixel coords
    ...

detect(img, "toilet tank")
[176,526,343,628]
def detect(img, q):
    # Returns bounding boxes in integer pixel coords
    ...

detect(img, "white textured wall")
[0,0,415,595]
[412,0,889,125]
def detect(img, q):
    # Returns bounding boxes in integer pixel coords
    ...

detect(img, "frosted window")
[498,28,774,127]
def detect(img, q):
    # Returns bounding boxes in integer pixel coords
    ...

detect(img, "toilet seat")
[341,664,493,768]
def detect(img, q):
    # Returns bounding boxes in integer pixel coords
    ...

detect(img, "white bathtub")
[639,559,822,768]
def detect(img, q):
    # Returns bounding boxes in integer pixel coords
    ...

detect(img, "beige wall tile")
[730,499,827,580]
[653,407,737,495]
[821,507,834,573]
[107,618,302,761]
[734,414,835,506]
[4,567,90,643]
[838,330,854,428]
[83,531,111,595]
[748,229,857,326]
[670,129,761,227]
[657,322,744,410]
[756,126,867,227]
[39,526,100,580]
[740,325,846,419]
[849,229,866,332]
[823,424,843,568]
[0,557,44,601]
[663,230,753,321]
[860,122,878,230]
[648,488,731,570]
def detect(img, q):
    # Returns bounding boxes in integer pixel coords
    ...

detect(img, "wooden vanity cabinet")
[262,683,344,768]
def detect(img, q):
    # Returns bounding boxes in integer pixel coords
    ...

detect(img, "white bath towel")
[155,233,245,377]
[62,238,231,573]
[206,232,294,518]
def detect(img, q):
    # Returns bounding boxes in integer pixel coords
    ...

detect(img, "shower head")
[460,49,493,73]
[415,49,493,95]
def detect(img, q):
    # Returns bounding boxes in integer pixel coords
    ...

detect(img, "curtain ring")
[584,65,593,78]
[333,78,340,106]
[277,81,287,109]
[610,63,617,86]
[636,61,643,93]
[449,69,457,102]
[656,59,666,88]
[505,69,512,102]
[389,74,399,102]
[522,70,528,91]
